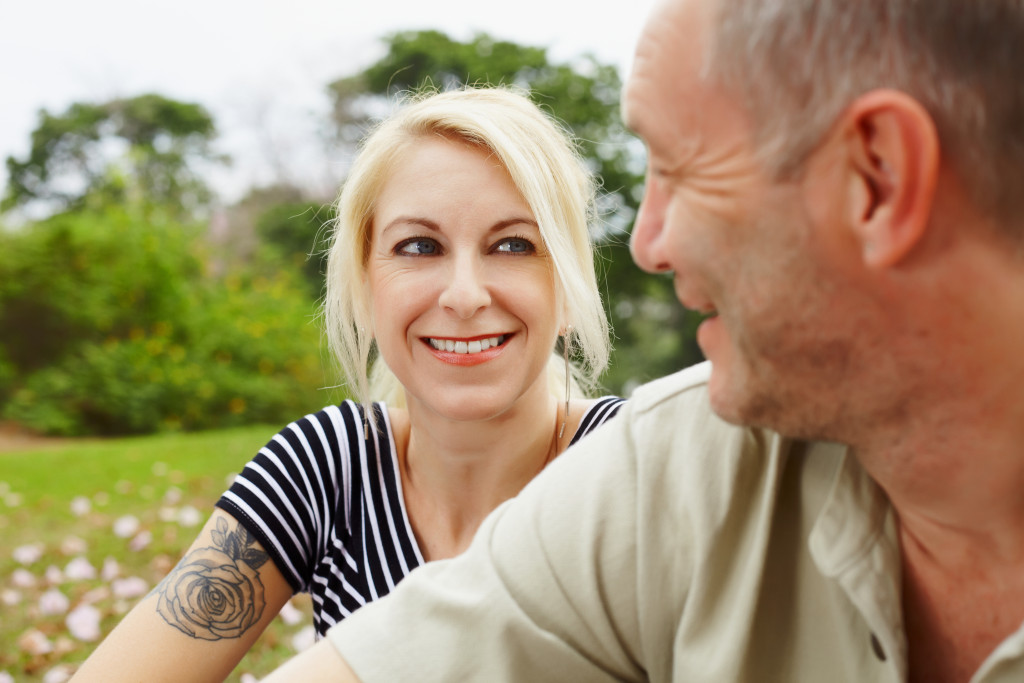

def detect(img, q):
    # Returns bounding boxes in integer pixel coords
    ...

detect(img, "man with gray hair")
[263,0,1024,680]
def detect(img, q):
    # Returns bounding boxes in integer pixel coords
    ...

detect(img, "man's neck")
[854,369,1024,683]
[857,362,1024,569]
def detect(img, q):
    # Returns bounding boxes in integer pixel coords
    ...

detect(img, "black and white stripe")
[216,396,625,635]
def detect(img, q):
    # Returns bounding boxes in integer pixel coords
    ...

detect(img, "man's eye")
[396,238,439,256]
[493,237,535,255]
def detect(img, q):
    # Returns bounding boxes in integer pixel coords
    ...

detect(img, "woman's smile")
[422,334,512,366]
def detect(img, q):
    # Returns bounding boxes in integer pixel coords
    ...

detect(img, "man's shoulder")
[631,362,712,404]
[627,362,717,422]
[606,362,756,467]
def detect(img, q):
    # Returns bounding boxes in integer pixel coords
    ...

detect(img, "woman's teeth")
[428,335,506,354]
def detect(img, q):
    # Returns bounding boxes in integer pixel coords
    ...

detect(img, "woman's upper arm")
[72,508,294,683]
[260,638,361,683]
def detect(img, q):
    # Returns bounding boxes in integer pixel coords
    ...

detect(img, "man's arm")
[72,508,293,682]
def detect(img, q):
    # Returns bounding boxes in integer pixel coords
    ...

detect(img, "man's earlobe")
[843,90,939,268]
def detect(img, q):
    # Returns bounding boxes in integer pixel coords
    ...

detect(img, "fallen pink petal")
[70,496,91,517]
[163,486,182,504]
[11,567,37,588]
[278,600,303,626]
[111,576,149,599]
[128,529,152,552]
[53,635,77,656]
[80,586,112,605]
[177,505,201,527]
[60,535,88,556]
[13,542,44,565]
[101,556,120,581]
[66,604,102,642]
[17,628,53,656]
[42,664,75,683]
[112,515,140,538]
[65,556,97,581]
[291,625,317,652]
[38,588,70,616]
[44,565,64,585]
[1,589,22,607]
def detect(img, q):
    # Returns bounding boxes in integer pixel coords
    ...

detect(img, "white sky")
[0,0,657,203]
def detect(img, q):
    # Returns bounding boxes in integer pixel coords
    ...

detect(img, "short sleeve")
[216,402,362,593]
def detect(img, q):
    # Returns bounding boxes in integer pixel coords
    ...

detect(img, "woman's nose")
[437,255,491,319]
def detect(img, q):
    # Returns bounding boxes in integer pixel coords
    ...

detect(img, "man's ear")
[840,89,939,268]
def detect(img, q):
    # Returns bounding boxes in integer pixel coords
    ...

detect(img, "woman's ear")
[557,304,571,338]
[840,89,939,268]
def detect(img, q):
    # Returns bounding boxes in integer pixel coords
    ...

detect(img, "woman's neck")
[391,389,576,561]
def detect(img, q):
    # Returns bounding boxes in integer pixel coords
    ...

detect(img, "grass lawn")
[0,425,315,682]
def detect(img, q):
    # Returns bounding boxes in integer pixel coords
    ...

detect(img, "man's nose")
[630,177,673,273]
[437,255,491,319]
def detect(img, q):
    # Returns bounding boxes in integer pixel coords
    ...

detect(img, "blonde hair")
[323,87,610,407]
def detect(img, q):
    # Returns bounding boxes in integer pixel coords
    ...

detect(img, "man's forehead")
[622,0,707,141]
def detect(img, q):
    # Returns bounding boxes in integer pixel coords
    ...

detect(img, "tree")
[3,93,223,219]
[254,199,334,299]
[325,31,704,393]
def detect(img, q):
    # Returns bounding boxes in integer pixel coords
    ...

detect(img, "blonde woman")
[73,87,622,682]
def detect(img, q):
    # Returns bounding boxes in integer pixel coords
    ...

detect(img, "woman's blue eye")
[396,238,439,255]
[494,238,535,254]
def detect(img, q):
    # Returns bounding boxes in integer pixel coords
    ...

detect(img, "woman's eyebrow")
[380,216,441,235]
[380,216,538,236]
[489,217,539,233]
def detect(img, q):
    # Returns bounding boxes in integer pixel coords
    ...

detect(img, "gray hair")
[706,0,1024,231]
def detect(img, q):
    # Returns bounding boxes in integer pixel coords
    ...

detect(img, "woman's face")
[367,136,561,422]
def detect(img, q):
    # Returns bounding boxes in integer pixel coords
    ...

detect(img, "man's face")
[623,0,870,437]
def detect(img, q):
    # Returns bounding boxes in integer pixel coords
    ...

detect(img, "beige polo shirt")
[327,362,1024,681]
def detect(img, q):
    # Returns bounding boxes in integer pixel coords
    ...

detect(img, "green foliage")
[0,345,14,407]
[0,207,198,375]
[0,206,328,436]
[3,94,222,219]
[327,31,704,392]
[254,200,334,298]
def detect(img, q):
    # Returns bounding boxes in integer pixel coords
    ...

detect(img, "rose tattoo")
[156,517,269,640]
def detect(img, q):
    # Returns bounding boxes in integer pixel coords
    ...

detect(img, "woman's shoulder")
[264,400,395,455]
[568,396,626,443]
[573,395,626,417]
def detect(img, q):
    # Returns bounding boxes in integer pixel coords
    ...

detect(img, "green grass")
[0,426,314,681]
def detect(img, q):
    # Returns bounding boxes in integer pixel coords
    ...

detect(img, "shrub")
[0,206,331,435]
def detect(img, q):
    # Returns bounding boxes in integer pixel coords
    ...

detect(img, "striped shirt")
[216,397,625,635]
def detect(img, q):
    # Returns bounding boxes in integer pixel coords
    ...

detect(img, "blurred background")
[0,0,705,679]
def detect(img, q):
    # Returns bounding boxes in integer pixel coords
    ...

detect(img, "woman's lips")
[422,334,511,366]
